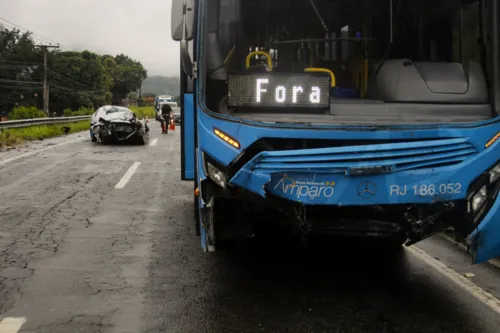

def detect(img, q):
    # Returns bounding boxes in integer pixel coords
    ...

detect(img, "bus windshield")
[202,0,498,125]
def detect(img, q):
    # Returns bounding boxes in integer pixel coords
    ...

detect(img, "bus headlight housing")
[467,160,500,224]
[489,164,500,184]
[202,152,227,189]
[206,161,227,189]
[471,185,487,212]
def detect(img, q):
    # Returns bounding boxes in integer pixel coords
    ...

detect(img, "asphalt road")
[1,125,500,332]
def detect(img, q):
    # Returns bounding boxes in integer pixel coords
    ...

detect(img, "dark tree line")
[0,25,147,115]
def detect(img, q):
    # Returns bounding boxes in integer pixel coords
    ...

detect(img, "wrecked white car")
[90,105,149,145]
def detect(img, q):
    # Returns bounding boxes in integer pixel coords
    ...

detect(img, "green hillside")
[142,76,180,96]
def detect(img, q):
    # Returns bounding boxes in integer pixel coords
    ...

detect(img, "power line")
[0,60,39,66]
[0,79,43,85]
[49,70,101,90]
[0,92,36,99]
[0,21,53,46]
[0,64,39,69]
[0,84,42,90]
[50,83,105,95]
[0,69,42,77]
[0,16,61,47]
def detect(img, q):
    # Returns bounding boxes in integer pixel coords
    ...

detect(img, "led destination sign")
[227,72,331,108]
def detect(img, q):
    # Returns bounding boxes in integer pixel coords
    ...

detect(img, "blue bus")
[171,0,500,263]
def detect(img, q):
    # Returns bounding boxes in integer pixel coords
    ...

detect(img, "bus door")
[180,40,196,180]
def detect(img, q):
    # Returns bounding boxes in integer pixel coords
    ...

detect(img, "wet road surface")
[1,126,500,332]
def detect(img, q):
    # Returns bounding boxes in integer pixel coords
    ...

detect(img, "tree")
[0,25,42,113]
[48,50,112,113]
[0,26,149,115]
[110,54,148,102]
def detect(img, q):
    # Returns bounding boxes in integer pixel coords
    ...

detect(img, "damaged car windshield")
[106,107,129,114]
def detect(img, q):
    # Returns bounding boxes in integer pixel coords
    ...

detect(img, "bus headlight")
[489,164,500,184]
[471,185,487,212]
[467,161,500,224]
[207,161,227,189]
[202,152,228,189]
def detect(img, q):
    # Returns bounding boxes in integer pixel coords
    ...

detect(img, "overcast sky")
[0,0,180,77]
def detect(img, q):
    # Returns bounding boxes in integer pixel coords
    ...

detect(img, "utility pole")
[37,44,59,116]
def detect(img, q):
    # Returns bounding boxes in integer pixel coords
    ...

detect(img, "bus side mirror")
[172,0,196,78]
[171,0,195,41]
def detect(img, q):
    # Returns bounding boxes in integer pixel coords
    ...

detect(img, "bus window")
[202,0,494,124]
[452,1,481,64]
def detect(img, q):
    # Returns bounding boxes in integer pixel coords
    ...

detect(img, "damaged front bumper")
[229,138,482,205]
[215,137,500,263]
[92,119,148,143]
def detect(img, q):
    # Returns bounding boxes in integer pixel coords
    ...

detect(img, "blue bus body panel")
[470,199,500,263]
[231,137,485,205]
[195,108,500,263]
[182,93,195,180]
[197,145,209,251]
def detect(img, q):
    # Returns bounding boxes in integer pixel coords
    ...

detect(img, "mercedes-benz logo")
[357,181,376,199]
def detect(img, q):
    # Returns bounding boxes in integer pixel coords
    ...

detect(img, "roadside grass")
[130,106,156,119]
[0,106,156,149]
[0,120,90,149]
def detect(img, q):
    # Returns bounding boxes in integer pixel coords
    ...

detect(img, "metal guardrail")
[0,115,91,129]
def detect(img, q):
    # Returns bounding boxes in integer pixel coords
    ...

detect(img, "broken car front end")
[91,106,149,145]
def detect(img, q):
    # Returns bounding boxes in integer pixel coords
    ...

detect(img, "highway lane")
[1,126,500,332]
[0,126,178,332]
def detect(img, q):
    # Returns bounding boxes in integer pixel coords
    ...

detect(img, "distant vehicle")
[154,95,176,111]
[90,105,149,145]
[172,107,181,124]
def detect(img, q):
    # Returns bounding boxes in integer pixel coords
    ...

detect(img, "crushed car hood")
[91,105,134,124]
[90,105,148,142]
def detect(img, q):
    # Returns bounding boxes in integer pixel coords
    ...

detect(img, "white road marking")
[149,138,158,146]
[115,162,141,189]
[409,245,500,314]
[0,137,85,167]
[0,317,27,333]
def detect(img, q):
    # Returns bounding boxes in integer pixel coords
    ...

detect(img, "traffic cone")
[169,119,175,131]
